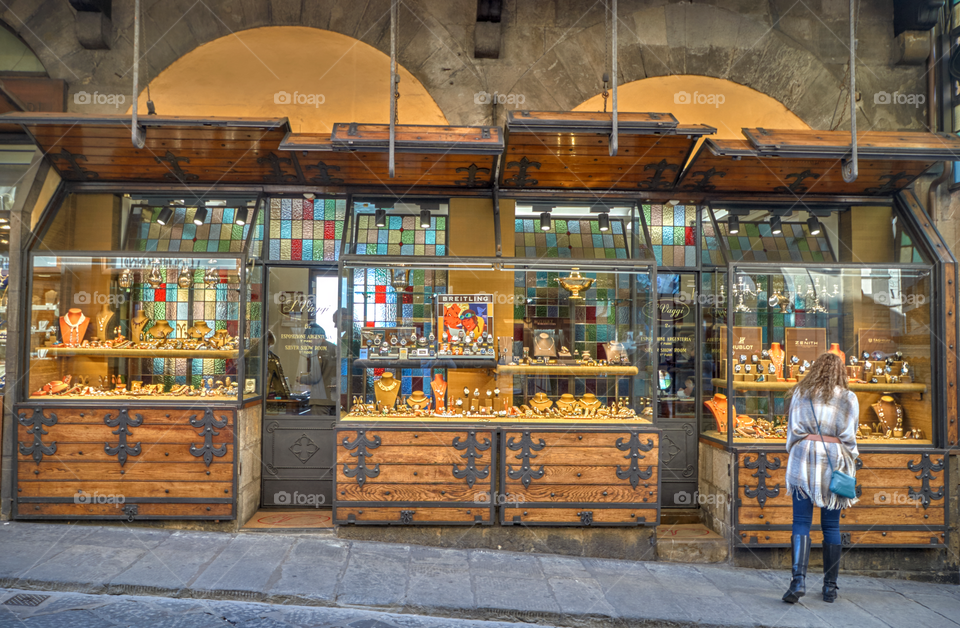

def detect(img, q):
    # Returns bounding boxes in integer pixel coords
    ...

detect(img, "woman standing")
[782,352,859,604]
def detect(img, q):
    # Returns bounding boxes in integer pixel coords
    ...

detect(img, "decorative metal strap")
[614,432,655,489]
[104,409,143,467]
[188,408,229,467]
[17,408,57,464]
[342,430,381,487]
[907,453,945,509]
[743,453,781,508]
[505,431,545,488]
[452,430,491,488]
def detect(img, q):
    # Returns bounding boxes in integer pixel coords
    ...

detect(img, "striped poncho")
[785,387,860,510]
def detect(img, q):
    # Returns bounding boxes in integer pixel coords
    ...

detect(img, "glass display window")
[339,256,656,424]
[350,199,449,257]
[700,265,934,446]
[26,254,251,402]
[512,202,641,260]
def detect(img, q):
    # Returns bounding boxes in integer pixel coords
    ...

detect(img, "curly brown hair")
[790,352,848,403]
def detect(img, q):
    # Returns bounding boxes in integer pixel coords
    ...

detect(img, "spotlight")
[598,212,610,232]
[156,206,174,225]
[420,209,431,229]
[236,207,249,226]
[193,204,208,226]
[540,211,552,231]
[729,215,740,235]
[770,215,782,235]
[375,209,387,227]
[807,215,821,236]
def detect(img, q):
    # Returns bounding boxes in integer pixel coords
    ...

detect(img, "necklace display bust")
[430,374,447,410]
[60,308,89,346]
[95,304,114,342]
[375,372,400,410]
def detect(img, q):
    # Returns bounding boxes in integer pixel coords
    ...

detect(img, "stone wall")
[697,441,734,541]
[0,0,929,130]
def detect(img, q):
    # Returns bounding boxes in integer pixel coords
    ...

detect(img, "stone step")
[659,508,702,525]
[656,523,729,564]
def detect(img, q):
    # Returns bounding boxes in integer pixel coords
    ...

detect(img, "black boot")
[782,534,811,603]
[822,543,842,602]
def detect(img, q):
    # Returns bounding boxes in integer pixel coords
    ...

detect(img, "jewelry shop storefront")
[2,112,959,574]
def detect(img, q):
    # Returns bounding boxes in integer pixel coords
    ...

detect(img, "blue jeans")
[792,491,842,545]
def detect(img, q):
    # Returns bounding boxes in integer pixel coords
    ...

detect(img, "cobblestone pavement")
[0,588,558,628]
[0,522,959,627]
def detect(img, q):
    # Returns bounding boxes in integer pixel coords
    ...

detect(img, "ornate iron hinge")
[578,511,594,525]
[189,408,229,467]
[451,430,491,488]
[155,151,198,182]
[907,453,945,509]
[257,153,299,183]
[681,167,725,192]
[455,163,491,187]
[306,161,344,185]
[638,159,679,190]
[742,453,781,508]
[104,409,143,467]
[58,148,98,180]
[864,171,911,195]
[614,432,655,489]
[505,431,546,488]
[342,430,381,487]
[399,510,415,524]
[17,408,57,464]
[504,156,541,187]
[773,170,820,194]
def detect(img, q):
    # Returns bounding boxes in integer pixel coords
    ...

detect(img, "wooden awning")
[500,110,714,190]
[280,123,503,188]
[3,113,300,184]
[676,128,960,196]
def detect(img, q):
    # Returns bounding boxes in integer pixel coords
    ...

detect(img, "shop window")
[702,266,933,446]
[127,204,252,253]
[718,220,835,263]
[352,201,446,256]
[267,197,346,261]
[642,203,697,267]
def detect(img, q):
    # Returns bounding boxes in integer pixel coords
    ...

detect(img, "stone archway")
[126,26,447,132]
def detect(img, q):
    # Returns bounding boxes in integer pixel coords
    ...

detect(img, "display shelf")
[28,393,240,401]
[710,378,926,394]
[498,364,640,376]
[353,358,497,369]
[43,347,239,359]
[700,429,934,446]
[341,415,654,424]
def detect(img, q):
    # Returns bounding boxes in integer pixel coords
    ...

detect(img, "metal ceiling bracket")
[842,0,858,183]
[130,0,145,149]
[608,0,618,157]
[388,0,398,178]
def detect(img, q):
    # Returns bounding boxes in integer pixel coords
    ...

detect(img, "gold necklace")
[377,378,398,392]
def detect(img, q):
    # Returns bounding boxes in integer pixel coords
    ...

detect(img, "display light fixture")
[193,203,208,226]
[598,212,610,232]
[375,209,387,227]
[236,207,249,226]
[728,215,740,234]
[540,211,552,231]
[156,206,174,225]
[807,215,822,235]
[420,209,431,228]
[770,215,783,235]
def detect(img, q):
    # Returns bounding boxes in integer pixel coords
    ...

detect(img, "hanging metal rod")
[130,0,145,148]
[841,0,857,183]
[608,0,618,157]
[389,0,398,178]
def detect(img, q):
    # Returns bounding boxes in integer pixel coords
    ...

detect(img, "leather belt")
[805,434,841,444]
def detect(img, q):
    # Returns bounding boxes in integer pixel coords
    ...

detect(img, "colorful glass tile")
[267,197,346,261]
[514,217,628,259]
[126,205,252,253]
[644,204,697,267]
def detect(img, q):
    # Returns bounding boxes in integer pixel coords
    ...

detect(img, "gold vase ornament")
[555,268,594,300]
